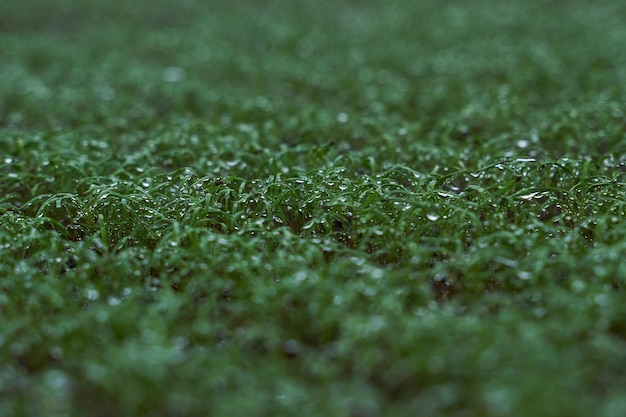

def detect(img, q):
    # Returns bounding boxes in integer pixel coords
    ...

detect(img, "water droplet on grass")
[96,85,116,101]
[485,386,513,415]
[163,66,186,83]
[107,296,121,306]
[518,192,542,200]
[572,280,586,292]
[283,339,301,356]
[594,294,609,307]
[371,269,384,279]
[292,271,307,284]
[85,289,99,300]
[427,214,440,221]
[516,139,530,149]
[44,369,69,389]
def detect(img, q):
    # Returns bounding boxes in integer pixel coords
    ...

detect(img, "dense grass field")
[2,0,626,415]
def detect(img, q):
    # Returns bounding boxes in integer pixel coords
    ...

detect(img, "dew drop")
[162,66,186,83]
[107,296,121,306]
[519,192,541,201]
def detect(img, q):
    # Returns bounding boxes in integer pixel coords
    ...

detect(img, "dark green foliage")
[1,0,626,416]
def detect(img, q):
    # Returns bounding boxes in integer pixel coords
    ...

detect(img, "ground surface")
[2,1,626,416]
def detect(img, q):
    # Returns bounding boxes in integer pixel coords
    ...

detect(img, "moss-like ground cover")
[2,1,626,416]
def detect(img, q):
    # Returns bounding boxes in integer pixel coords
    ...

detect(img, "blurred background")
[1,0,625,148]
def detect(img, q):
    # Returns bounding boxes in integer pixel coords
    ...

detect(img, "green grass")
[2,0,626,416]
